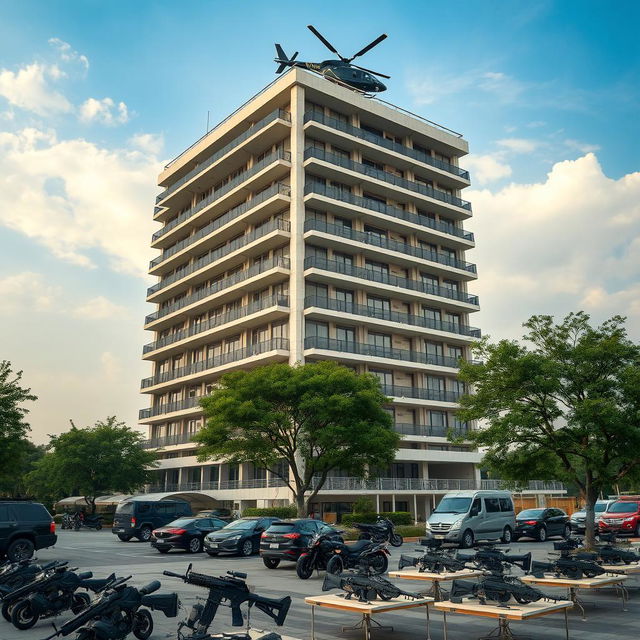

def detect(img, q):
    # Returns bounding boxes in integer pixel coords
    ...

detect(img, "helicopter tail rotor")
[274,44,298,73]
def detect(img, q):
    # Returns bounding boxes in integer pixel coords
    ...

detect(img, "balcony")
[145,256,290,325]
[304,336,463,369]
[304,148,472,212]
[381,384,462,404]
[143,477,289,492]
[304,111,470,181]
[157,109,291,204]
[311,477,478,492]
[304,219,476,275]
[304,183,474,243]
[143,295,289,355]
[139,396,202,421]
[150,183,291,270]
[140,338,289,389]
[394,423,470,437]
[304,296,481,339]
[480,479,566,492]
[140,432,196,449]
[152,149,291,242]
[147,218,290,298]
[303,256,479,307]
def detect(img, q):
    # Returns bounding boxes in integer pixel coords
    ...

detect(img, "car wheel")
[537,527,547,542]
[240,539,253,557]
[137,526,152,542]
[189,537,203,554]
[117,534,132,542]
[562,525,571,539]
[501,527,513,544]
[6,538,34,563]
[263,557,280,569]
[461,530,474,549]
[11,599,39,630]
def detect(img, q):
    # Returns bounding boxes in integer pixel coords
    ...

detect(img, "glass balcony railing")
[150,183,291,269]
[304,111,470,180]
[304,296,481,338]
[381,384,462,403]
[143,295,289,354]
[147,219,290,297]
[304,183,474,242]
[310,477,478,491]
[152,149,291,243]
[394,423,470,437]
[304,336,462,369]
[304,219,476,274]
[140,432,196,449]
[140,338,289,388]
[157,109,291,203]
[139,396,201,420]
[145,257,290,325]
[303,256,479,306]
[304,147,472,211]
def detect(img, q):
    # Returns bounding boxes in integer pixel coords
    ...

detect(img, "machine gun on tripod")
[530,542,628,579]
[398,544,467,574]
[322,571,422,603]
[456,545,532,575]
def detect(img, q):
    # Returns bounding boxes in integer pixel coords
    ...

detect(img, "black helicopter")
[275,25,389,94]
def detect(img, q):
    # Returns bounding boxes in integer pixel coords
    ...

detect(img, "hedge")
[341,511,413,526]
[341,525,424,540]
[242,505,297,519]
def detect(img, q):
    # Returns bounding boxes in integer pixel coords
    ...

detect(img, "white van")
[425,490,516,548]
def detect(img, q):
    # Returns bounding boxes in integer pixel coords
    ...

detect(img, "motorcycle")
[354,516,403,547]
[325,541,390,576]
[0,560,62,596]
[74,513,103,531]
[295,529,345,579]
[60,514,75,530]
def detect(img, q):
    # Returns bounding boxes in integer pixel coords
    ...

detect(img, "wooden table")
[304,593,434,640]
[435,597,573,640]
[521,573,629,619]
[388,568,483,601]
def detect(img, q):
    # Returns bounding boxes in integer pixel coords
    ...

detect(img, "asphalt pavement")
[2,529,639,640]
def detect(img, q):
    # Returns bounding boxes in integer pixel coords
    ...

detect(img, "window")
[363,158,383,172]
[361,123,383,137]
[422,306,440,323]
[421,273,439,289]
[187,387,198,398]
[272,321,289,339]
[368,332,391,350]
[364,225,387,243]
[225,335,241,352]
[329,109,348,124]
[187,419,200,433]
[252,326,269,345]
[367,296,390,314]
[207,343,221,360]
[370,369,393,387]
[426,341,443,356]
[333,252,353,269]
[426,376,445,391]
[336,326,356,345]
[500,498,514,512]
[365,260,389,277]
[306,321,329,339]
[485,498,501,513]
[252,288,269,303]
[451,379,466,395]
[306,282,328,299]
[334,216,352,230]
[445,312,460,328]
[272,282,289,297]
[448,346,463,360]
[429,411,447,427]
[332,147,350,161]
[13,504,46,521]
[413,142,431,155]
[363,191,386,205]
[335,289,354,306]
[306,245,327,259]
[307,209,327,223]
[443,279,459,293]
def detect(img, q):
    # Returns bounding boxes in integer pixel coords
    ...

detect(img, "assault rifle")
[398,549,467,573]
[163,564,291,634]
[322,571,422,603]
[596,534,640,565]
[450,575,561,607]
[457,546,532,574]
[530,552,626,580]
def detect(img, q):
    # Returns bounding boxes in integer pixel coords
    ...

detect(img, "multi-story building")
[139,69,561,521]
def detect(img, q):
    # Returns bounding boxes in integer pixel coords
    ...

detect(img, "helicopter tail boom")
[274,44,299,73]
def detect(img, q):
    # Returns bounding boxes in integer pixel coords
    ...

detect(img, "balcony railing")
[394,423,470,437]
[145,257,290,324]
[311,477,478,491]
[304,296,481,338]
[140,432,196,449]
[304,183,474,242]
[303,256,479,306]
[157,109,291,203]
[381,384,462,403]
[140,338,289,388]
[304,219,476,274]
[304,336,462,369]
[148,219,290,296]
[143,477,289,492]
[139,396,202,421]
[304,111,470,180]
[480,479,566,492]
[305,147,472,211]
[152,149,291,242]
[143,295,289,354]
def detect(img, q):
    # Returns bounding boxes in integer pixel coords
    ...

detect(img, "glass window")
[421,273,439,289]
[306,321,329,339]
[336,326,356,344]
[368,332,391,349]
[485,498,501,513]
[443,279,459,292]
[365,260,389,277]
[422,306,440,323]
[225,335,241,352]
[333,252,353,268]
[335,289,354,306]
[370,369,393,387]
[252,326,269,344]
[429,411,447,427]
[364,225,387,242]
[499,498,514,512]
[426,341,443,356]
[448,346,463,360]
[272,321,288,339]
[445,312,460,328]
[334,216,352,230]
[426,376,445,391]
[306,282,328,299]
[367,296,390,313]
[434,497,471,514]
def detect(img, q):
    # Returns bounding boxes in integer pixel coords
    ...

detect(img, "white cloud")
[496,138,541,154]
[0,272,60,314]
[73,296,127,319]
[0,127,160,276]
[468,153,640,341]
[79,97,130,125]
[48,38,89,70]
[464,153,512,186]
[129,133,164,156]
[563,139,601,154]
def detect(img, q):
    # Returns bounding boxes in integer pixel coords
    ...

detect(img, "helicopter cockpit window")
[364,73,374,81]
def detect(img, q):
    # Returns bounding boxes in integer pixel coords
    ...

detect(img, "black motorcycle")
[295,529,345,579]
[3,565,114,630]
[325,541,390,576]
[354,516,403,547]
[74,513,103,531]
[0,560,62,596]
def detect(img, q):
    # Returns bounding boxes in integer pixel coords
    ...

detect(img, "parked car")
[598,497,640,537]
[150,516,227,554]
[570,500,615,534]
[425,490,516,548]
[112,498,192,542]
[204,517,279,557]
[513,508,570,542]
[195,508,233,522]
[260,519,340,568]
[0,501,57,562]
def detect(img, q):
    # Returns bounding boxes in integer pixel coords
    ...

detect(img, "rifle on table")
[450,575,561,607]
[322,571,422,603]
[398,548,468,573]
[457,546,532,574]
[530,555,626,580]
[566,534,640,565]
[163,564,291,633]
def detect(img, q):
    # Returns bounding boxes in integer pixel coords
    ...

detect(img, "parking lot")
[3,528,639,640]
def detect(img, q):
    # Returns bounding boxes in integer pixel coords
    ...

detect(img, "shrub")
[353,496,375,513]
[341,511,413,526]
[242,505,297,519]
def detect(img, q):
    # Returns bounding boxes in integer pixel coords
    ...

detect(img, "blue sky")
[0,1,638,441]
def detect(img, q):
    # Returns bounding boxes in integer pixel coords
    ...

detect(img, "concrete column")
[413,494,418,523]
[288,84,306,366]
[199,466,205,490]
[376,494,380,513]
[391,494,396,511]
[177,467,183,489]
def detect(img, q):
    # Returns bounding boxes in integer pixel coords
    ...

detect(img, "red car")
[598,497,640,537]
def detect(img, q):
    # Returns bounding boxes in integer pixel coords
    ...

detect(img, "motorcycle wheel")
[326,555,344,575]
[72,592,91,613]
[133,608,154,640]
[390,534,403,547]
[11,599,39,630]
[296,554,314,580]
[2,600,15,622]
[369,552,389,575]
[95,523,102,531]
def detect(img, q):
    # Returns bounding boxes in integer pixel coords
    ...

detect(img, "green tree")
[0,360,37,494]
[456,312,640,547]
[27,417,157,513]
[196,361,400,516]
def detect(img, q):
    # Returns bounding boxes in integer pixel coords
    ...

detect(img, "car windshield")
[518,509,545,518]
[223,520,255,530]
[594,503,608,512]
[166,518,194,528]
[608,502,639,513]
[115,502,134,514]
[434,497,471,514]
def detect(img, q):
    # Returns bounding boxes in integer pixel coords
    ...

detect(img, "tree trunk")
[84,496,97,515]
[583,473,597,549]
[295,492,306,518]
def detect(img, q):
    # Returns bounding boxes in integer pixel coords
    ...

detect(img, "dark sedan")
[204,517,279,557]
[514,508,571,542]
[150,517,227,554]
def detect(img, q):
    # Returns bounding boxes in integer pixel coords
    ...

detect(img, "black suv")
[260,519,339,568]
[0,501,57,562]
[112,499,192,542]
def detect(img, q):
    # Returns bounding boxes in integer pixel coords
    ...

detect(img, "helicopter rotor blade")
[351,64,391,80]
[348,34,388,61]
[307,25,346,60]
[290,51,299,62]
